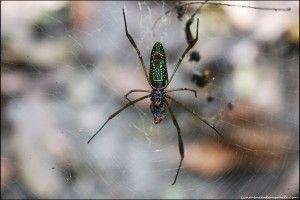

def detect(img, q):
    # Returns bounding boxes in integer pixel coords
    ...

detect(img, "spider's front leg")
[124,89,151,103]
[165,101,184,185]
[166,94,224,138]
[87,95,151,144]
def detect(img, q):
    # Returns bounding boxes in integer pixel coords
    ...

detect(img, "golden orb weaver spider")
[87,8,223,185]
[88,2,291,185]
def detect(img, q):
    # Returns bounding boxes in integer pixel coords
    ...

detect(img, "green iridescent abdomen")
[149,42,168,88]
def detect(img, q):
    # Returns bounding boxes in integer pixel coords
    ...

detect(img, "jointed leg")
[165,18,199,88]
[185,1,208,44]
[124,89,151,102]
[166,88,197,98]
[166,95,224,138]
[122,8,152,87]
[87,95,151,144]
[165,101,184,185]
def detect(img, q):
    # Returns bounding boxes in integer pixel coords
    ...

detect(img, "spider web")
[1,1,299,199]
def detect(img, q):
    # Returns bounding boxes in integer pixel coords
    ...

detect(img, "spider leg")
[164,18,199,88]
[185,1,207,45]
[124,89,152,103]
[165,88,197,98]
[87,94,151,144]
[165,101,184,185]
[166,94,224,138]
[122,8,152,88]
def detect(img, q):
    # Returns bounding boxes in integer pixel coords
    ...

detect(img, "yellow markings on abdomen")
[153,65,163,82]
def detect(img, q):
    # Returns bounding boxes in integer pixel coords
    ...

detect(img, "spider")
[87,8,223,185]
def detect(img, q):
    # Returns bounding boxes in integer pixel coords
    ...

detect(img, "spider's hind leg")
[122,8,152,87]
[164,18,199,88]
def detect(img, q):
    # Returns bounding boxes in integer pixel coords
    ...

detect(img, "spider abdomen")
[149,42,168,88]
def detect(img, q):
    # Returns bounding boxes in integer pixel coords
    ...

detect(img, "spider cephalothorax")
[150,89,166,124]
